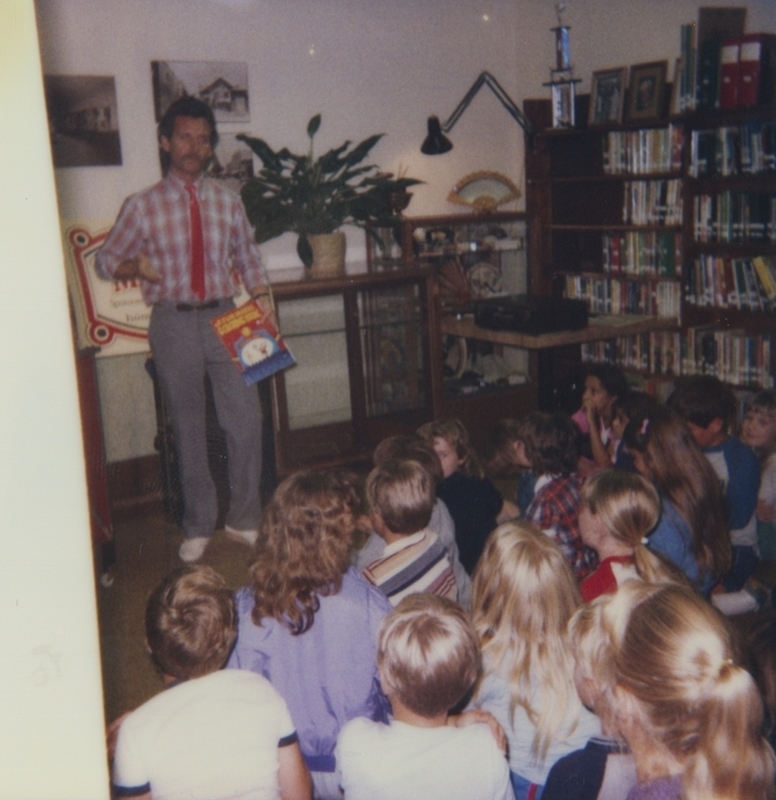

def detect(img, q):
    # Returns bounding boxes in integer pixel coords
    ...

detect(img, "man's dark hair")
[666,375,736,430]
[158,95,218,148]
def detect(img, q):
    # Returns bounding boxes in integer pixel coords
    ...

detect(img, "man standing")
[96,96,271,563]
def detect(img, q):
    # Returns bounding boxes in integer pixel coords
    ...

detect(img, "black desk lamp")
[421,71,533,155]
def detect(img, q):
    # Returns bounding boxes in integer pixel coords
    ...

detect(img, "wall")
[35,0,776,465]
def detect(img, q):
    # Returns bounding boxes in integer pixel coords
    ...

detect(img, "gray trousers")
[148,300,263,539]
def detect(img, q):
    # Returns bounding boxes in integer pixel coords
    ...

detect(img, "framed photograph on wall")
[151,60,249,122]
[44,75,122,167]
[626,60,667,123]
[589,67,627,126]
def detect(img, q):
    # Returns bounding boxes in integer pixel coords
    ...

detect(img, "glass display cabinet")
[269,267,441,477]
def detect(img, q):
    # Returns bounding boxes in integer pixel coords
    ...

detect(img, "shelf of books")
[525,76,775,391]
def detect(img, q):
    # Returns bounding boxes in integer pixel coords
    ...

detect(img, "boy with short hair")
[667,375,761,613]
[111,565,311,800]
[336,594,514,800]
[362,459,457,605]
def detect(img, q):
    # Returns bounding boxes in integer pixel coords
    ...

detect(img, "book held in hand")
[211,299,295,386]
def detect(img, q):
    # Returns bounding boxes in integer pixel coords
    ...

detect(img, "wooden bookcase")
[524,94,776,395]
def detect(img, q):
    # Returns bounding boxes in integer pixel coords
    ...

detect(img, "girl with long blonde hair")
[470,521,601,799]
[578,469,690,602]
[600,581,776,800]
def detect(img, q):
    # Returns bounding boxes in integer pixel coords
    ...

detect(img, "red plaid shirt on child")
[96,173,268,304]
[526,472,598,581]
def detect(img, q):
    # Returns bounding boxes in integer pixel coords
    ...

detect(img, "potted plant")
[238,114,421,277]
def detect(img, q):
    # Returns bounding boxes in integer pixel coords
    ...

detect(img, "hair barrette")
[640,418,650,436]
[640,537,649,545]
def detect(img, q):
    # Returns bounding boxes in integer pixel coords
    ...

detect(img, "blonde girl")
[470,521,601,800]
[578,469,689,602]
[602,581,776,800]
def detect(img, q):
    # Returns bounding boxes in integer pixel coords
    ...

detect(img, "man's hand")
[249,285,275,323]
[448,709,508,754]
[114,254,161,283]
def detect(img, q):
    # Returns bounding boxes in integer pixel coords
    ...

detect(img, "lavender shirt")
[227,567,392,772]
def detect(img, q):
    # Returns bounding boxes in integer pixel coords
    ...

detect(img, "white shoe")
[179,536,210,562]
[224,525,258,547]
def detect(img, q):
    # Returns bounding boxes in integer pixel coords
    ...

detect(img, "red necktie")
[186,183,206,300]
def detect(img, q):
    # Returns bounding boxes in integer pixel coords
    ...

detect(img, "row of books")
[581,332,680,376]
[602,126,684,175]
[689,122,776,177]
[693,191,776,243]
[623,180,683,226]
[684,254,776,312]
[564,275,681,319]
[581,328,774,388]
[683,326,773,388]
[602,231,681,277]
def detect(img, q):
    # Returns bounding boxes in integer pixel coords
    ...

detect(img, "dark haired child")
[667,375,762,613]
[354,434,471,607]
[485,418,537,516]
[362,459,458,606]
[572,363,630,471]
[417,419,518,575]
[622,406,731,595]
[521,411,598,581]
[111,565,311,800]
[741,390,776,562]
[337,594,514,800]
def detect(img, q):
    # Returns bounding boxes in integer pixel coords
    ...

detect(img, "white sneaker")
[224,525,258,547]
[179,536,210,563]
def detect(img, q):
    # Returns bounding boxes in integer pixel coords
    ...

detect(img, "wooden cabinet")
[269,268,442,477]
[524,94,775,394]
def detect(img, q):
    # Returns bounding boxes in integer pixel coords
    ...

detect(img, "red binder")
[719,38,740,110]
[738,33,776,108]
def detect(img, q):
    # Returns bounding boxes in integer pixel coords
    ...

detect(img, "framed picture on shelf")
[626,60,667,122]
[589,67,627,126]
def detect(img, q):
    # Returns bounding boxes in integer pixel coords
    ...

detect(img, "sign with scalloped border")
[63,223,150,357]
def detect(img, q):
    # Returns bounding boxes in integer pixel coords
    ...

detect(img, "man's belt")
[174,299,221,312]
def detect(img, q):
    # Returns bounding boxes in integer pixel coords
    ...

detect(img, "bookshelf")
[524,94,775,394]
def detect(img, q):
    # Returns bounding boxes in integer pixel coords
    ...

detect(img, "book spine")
[739,37,763,108]
[719,38,741,110]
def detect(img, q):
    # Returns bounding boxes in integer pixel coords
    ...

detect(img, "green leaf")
[307,114,322,139]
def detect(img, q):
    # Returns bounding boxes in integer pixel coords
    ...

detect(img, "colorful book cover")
[211,299,296,386]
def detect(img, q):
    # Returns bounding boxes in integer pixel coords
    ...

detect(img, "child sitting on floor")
[521,410,598,581]
[667,375,761,613]
[111,565,311,800]
[598,581,775,800]
[741,389,776,562]
[571,363,629,472]
[228,469,393,800]
[336,593,514,800]
[543,597,637,800]
[578,469,688,602]
[353,434,471,608]
[362,459,458,606]
[470,521,601,800]
[417,418,518,575]
[485,418,537,516]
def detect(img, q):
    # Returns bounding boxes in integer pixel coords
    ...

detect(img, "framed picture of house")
[151,60,250,122]
[589,67,627,126]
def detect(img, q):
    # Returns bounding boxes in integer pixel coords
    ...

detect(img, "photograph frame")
[626,60,668,123]
[588,67,627,126]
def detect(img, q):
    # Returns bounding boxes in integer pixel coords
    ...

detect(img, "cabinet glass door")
[277,294,352,430]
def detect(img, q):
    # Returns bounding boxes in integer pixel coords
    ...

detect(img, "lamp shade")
[420,115,453,155]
